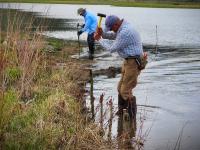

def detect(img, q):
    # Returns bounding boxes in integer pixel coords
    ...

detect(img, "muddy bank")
[93,66,121,78]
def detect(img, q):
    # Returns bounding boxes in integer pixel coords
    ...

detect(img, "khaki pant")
[117,59,140,100]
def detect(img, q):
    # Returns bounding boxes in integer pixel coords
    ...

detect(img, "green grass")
[47,38,65,51]
[0,36,107,148]
[0,11,109,147]
[0,0,200,8]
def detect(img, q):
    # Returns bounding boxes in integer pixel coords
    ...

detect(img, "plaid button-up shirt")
[99,20,143,58]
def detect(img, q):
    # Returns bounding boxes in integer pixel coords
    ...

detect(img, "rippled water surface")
[88,48,200,150]
[1,3,200,149]
[1,3,200,47]
[82,7,199,148]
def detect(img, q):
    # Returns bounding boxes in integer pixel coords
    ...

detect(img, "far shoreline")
[1,0,200,9]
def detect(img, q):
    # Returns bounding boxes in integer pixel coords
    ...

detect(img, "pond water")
[1,3,200,150]
[1,3,200,48]
[88,47,200,150]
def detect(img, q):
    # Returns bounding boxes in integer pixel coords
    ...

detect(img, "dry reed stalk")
[90,93,154,149]
[100,93,104,130]
[108,97,113,143]
[5,8,50,100]
[17,33,45,100]
[13,14,45,100]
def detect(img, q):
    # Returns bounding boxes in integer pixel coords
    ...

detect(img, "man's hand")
[81,24,85,28]
[96,27,103,36]
[93,27,103,41]
[77,30,83,36]
[94,32,101,41]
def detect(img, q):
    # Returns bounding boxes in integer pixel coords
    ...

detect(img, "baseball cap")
[77,8,86,15]
[105,15,120,31]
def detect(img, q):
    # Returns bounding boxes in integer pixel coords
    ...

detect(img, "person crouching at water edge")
[94,15,147,118]
[77,8,98,60]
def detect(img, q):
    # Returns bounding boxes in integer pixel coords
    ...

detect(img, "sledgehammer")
[97,13,106,28]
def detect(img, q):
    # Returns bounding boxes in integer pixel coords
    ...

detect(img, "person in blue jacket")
[77,8,98,59]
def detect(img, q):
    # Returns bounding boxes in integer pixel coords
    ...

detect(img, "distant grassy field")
[0,0,200,9]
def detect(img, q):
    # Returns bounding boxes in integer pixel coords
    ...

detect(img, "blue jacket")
[81,11,98,35]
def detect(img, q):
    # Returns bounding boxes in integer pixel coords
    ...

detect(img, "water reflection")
[0,8,79,32]
[117,108,137,149]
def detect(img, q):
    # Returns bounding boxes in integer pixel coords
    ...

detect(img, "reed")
[0,8,46,148]
[0,9,112,149]
[88,93,153,149]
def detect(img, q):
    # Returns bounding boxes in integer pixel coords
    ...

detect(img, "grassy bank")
[0,11,114,149]
[0,0,200,8]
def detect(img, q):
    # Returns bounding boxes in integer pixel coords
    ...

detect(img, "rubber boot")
[128,96,137,119]
[88,33,94,60]
[88,53,94,60]
[117,94,128,116]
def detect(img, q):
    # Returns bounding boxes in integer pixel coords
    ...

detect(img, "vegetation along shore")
[0,9,118,149]
[0,0,200,9]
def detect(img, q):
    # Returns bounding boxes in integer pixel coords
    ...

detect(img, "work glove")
[77,23,85,28]
[81,24,85,28]
[77,30,83,36]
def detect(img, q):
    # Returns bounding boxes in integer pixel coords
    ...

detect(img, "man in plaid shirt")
[94,15,144,118]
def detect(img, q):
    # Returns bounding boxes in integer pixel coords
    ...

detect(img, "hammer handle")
[98,17,103,28]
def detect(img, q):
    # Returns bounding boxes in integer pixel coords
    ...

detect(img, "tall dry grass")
[1,9,45,99]
[0,8,46,148]
[0,8,113,149]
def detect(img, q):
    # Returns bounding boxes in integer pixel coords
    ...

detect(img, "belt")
[124,55,142,68]
[124,55,139,60]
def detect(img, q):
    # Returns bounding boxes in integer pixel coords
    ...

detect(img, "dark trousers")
[87,32,95,55]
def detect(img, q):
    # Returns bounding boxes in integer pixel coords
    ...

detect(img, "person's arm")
[102,31,117,40]
[81,16,91,33]
[95,27,116,40]
[99,31,129,53]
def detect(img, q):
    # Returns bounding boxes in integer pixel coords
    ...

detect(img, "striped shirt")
[81,11,98,35]
[99,20,143,58]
